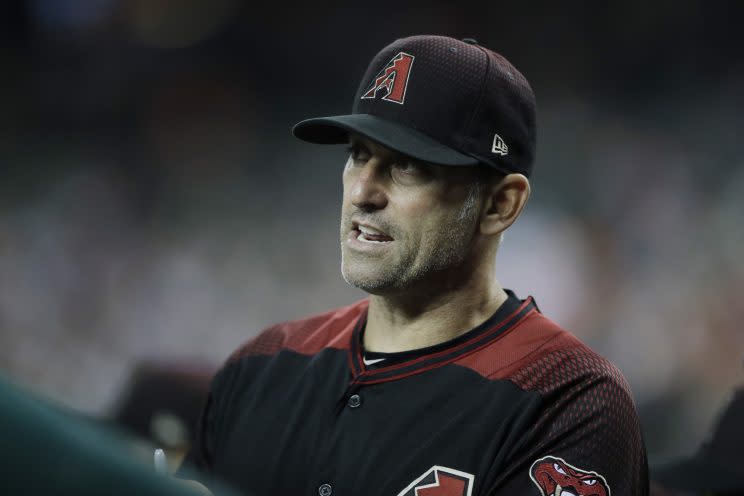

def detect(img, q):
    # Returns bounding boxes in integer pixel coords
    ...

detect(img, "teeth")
[359,225,383,235]
[357,233,390,243]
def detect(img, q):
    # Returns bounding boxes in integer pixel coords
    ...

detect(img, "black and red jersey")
[184,291,648,496]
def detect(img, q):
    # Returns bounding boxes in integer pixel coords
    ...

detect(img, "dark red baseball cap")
[292,35,537,177]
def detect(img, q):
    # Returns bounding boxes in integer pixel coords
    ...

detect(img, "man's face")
[340,134,483,294]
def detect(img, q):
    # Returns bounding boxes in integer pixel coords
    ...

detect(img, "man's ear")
[479,173,531,236]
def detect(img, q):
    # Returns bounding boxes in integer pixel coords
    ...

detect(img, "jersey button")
[347,394,362,408]
[318,483,333,496]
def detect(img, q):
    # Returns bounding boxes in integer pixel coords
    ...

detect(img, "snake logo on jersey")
[395,465,474,496]
[529,456,610,496]
[361,52,415,105]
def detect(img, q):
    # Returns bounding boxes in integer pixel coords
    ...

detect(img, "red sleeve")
[486,347,649,496]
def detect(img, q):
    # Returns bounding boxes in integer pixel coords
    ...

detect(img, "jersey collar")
[347,290,537,384]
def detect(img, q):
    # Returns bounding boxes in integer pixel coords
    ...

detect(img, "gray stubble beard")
[340,182,482,293]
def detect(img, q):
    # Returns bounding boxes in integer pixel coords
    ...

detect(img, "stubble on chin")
[339,245,402,293]
[337,184,481,293]
[339,217,476,293]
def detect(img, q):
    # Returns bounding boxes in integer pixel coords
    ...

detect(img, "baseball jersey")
[184,291,648,496]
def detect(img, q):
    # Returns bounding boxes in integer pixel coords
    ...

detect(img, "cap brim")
[652,455,744,492]
[292,114,479,167]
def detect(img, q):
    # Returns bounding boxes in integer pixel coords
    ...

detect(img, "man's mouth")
[352,223,394,244]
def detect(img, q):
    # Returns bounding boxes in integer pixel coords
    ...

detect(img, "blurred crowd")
[1,0,743,472]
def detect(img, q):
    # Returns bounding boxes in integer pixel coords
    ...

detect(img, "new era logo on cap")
[491,134,508,156]
[361,52,415,105]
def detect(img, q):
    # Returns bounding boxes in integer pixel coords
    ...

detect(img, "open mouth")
[553,485,577,496]
[541,473,578,496]
[352,222,394,244]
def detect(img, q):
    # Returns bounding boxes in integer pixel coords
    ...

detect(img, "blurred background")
[1,0,743,463]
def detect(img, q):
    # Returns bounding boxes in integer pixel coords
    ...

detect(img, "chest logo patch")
[529,456,610,496]
[396,465,474,496]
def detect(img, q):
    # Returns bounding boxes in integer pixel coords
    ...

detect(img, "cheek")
[394,196,435,225]
[398,189,441,215]
[397,202,452,241]
[340,172,359,206]
[340,178,352,207]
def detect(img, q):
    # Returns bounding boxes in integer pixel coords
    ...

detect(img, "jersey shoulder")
[459,309,632,397]
[226,299,368,364]
[505,315,630,396]
[505,311,630,396]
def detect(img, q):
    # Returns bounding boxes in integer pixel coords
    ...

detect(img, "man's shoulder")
[460,308,631,396]
[225,299,369,365]
[507,311,632,397]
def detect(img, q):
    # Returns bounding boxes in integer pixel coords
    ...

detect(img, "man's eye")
[346,145,369,162]
[393,161,423,175]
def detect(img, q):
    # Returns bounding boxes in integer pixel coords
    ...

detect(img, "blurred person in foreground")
[651,385,744,496]
[182,35,648,495]
[111,360,215,469]
[0,373,222,496]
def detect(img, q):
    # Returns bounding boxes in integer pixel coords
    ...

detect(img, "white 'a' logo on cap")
[492,134,508,156]
[361,52,415,105]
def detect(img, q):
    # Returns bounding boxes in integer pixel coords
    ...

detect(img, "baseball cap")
[292,35,537,177]
[652,387,744,493]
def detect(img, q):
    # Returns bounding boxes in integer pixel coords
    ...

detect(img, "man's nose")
[350,161,388,210]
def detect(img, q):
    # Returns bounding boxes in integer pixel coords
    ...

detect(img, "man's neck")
[363,276,508,353]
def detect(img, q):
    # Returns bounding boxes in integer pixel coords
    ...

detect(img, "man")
[183,35,648,496]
